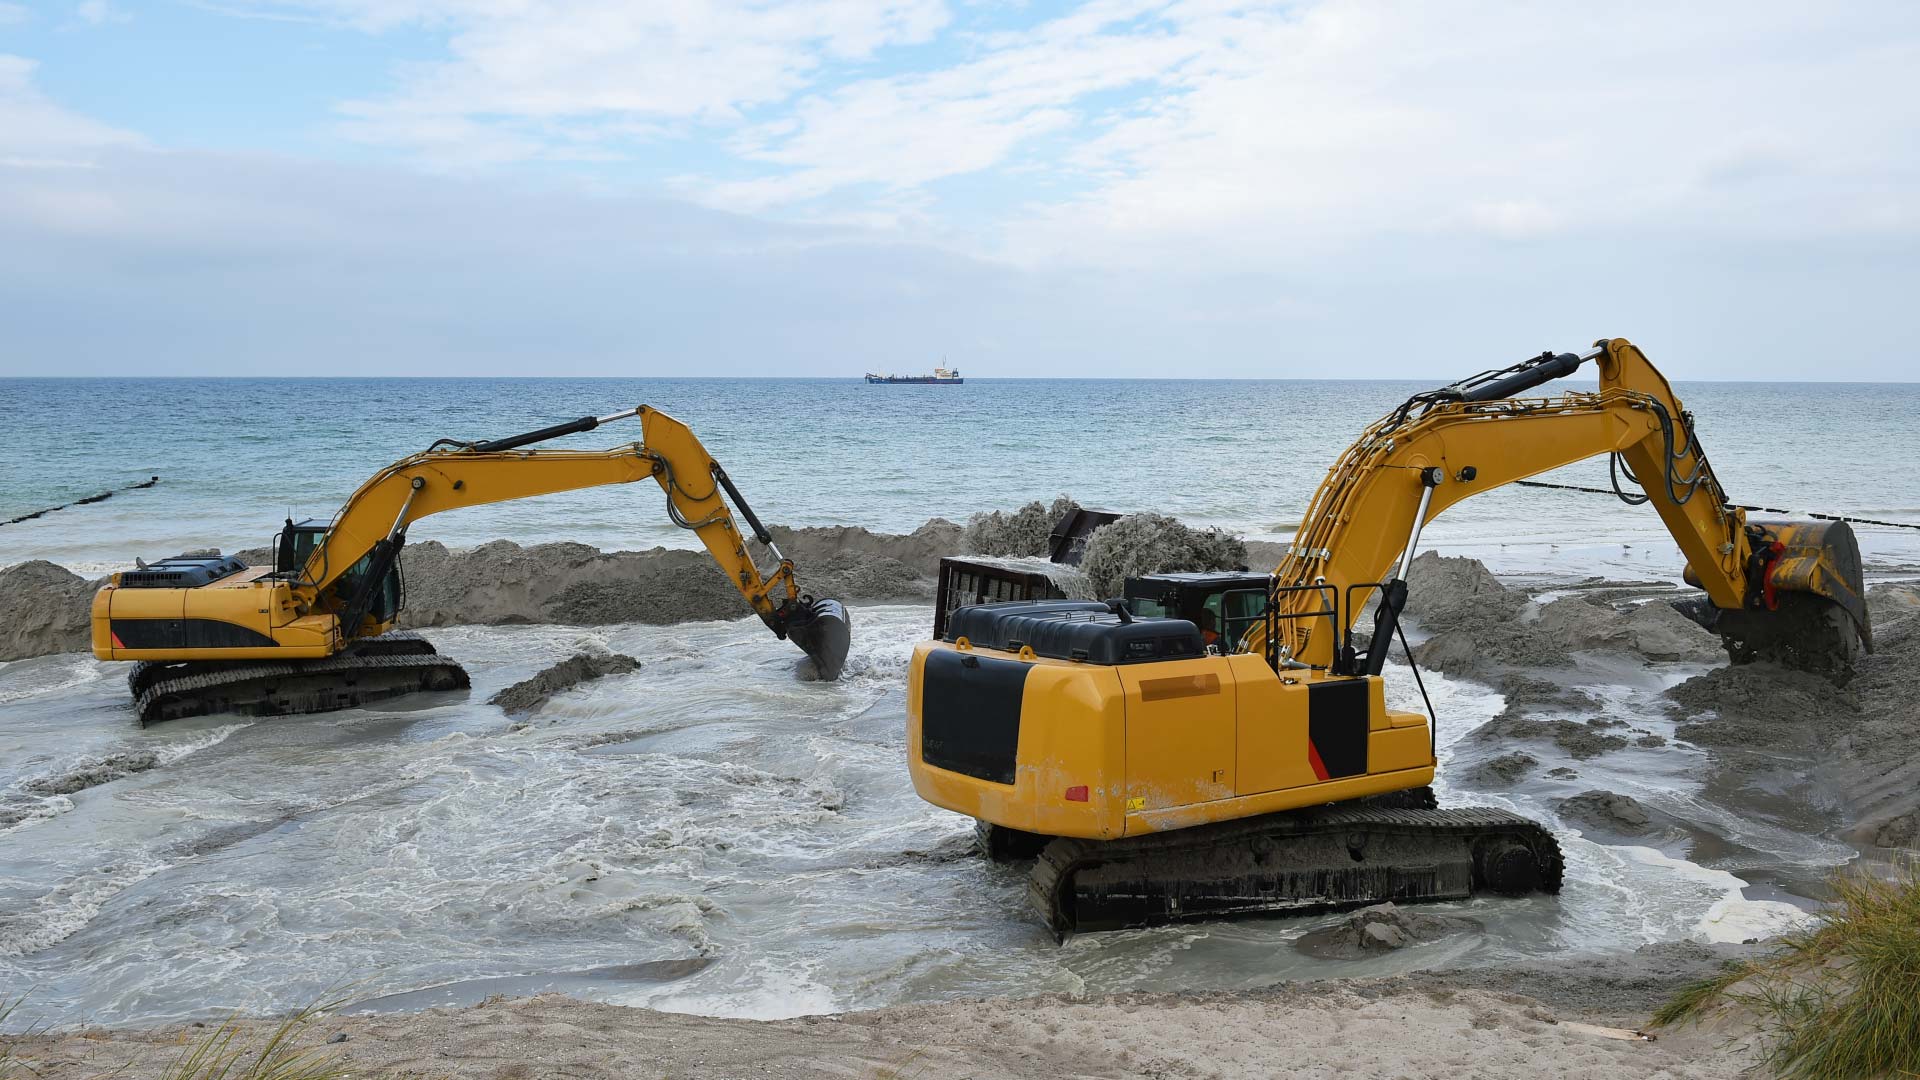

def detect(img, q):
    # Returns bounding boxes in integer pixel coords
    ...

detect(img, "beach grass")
[0,994,27,1080]
[1651,860,1920,1080]
[155,997,370,1080]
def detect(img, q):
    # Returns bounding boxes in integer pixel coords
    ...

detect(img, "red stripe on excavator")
[1306,740,1330,782]
[111,631,125,650]
[1761,540,1786,611]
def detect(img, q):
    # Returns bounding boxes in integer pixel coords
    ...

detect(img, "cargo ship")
[865,366,963,385]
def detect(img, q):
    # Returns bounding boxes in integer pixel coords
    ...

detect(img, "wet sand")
[15,950,1759,1080]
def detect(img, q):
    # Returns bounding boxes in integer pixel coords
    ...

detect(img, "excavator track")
[1029,803,1563,936]
[132,633,468,726]
[126,631,441,699]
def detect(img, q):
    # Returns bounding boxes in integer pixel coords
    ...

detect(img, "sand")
[0,502,1242,660]
[1404,552,1723,675]
[0,560,95,660]
[1662,579,1920,856]
[488,651,641,715]
[12,965,1756,1080]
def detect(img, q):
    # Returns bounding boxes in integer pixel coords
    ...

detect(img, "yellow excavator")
[93,406,851,725]
[907,338,1870,934]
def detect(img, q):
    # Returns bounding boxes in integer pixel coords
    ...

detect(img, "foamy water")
[0,598,1845,1029]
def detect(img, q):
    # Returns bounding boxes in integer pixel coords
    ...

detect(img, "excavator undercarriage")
[1029,803,1563,934]
[126,632,469,727]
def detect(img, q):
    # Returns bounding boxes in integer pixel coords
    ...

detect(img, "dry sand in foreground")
[17,980,1758,1080]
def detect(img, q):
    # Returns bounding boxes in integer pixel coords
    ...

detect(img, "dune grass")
[1651,861,1920,1079]
[0,995,27,1080]
[3,992,388,1080]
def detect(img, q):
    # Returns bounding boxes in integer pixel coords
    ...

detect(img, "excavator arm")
[1251,338,1868,677]
[287,405,850,678]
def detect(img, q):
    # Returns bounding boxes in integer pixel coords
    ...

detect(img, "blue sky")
[1,1,1917,378]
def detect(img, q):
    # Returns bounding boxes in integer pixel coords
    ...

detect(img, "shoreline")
[11,945,1765,1079]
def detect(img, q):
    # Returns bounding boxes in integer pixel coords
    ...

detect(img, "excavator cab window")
[331,550,403,627]
[273,519,330,578]
[1123,573,1272,651]
[1219,588,1267,647]
[1129,596,1174,619]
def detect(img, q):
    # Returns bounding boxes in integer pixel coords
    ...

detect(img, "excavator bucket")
[1686,518,1871,678]
[788,597,852,680]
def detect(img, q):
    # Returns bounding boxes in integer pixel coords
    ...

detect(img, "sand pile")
[0,561,95,661]
[1556,790,1659,837]
[1663,579,1920,850]
[1403,552,1722,674]
[490,652,640,715]
[768,519,964,579]
[234,536,934,632]
[1295,902,1480,957]
[1078,513,1249,597]
[0,517,952,661]
[23,750,162,796]
[1404,552,1525,628]
[393,541,746,627]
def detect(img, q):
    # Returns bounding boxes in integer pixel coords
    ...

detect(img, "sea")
[1,376,1917,1029]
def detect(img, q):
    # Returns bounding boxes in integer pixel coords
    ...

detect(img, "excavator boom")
[1257,338,1869,676]
[93,405,850,725]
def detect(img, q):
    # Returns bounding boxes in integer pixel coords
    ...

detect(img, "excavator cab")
[275,518,404,637]
[1123,573,1271,651]
[273,518,328,577]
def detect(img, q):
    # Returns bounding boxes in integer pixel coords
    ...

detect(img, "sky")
[0,1,1915,379]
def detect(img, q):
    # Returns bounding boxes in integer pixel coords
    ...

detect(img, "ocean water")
[0,376,1915,1029]
[3,377,1918,576]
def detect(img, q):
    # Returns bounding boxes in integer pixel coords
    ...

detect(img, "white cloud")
[75,1,131,24]
[0,3,31,25]
[202,0,1919,267]
[986,1,1920,267]
[694,0,1206,211]
[240,0,953,163]
[0,54,144,168]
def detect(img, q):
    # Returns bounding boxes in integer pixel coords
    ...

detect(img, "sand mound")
[1404,552,1526,629]
[1078,513,1248,598]
[23,750,163,796]
[1666,586,1920,847]
[397,540,745,627]
[768,518,964,579]
[1399,552,1721,674]
[1473,751,1539,786]
[1470,714,1631,760]
[961,497,1078,557]
[0,513,959,661]
[1556,790,1657,836]
[1295,902,1481,957]
[795,549,929,600]
[490,652,640,715]
[1407,553,1721,675]
[0,561,97,661]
